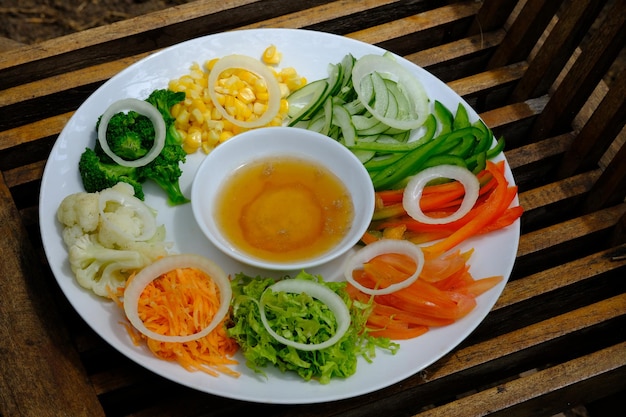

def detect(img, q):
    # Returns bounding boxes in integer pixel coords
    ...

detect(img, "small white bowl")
[191,126,375,271]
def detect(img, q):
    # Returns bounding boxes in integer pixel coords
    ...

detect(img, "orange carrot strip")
[422,161,511,258]
[460,276,503,297]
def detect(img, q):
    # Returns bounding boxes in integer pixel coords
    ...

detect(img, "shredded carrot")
[347,251,502,340]
[121,268,239,377]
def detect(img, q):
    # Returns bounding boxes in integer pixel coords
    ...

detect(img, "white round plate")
[39,28,520,404]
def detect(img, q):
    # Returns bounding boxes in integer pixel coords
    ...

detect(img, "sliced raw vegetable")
[365,161,522,254]
[123,254,232,343]
[208,54,282,129]
[228,271,398,383]
[346,249,503,340]
[287,53,506,191]
[343,239,424,295]
[402,165,480,225]
[98,98,166,167]
[259,279,351,351]
[351,54,429,131]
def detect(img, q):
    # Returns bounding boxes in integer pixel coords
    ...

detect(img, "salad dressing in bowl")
[215,156,355,263]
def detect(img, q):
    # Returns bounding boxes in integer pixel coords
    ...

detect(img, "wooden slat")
[447,62,527,97]
[510,0,604,101]
[406,30,505,68]
[0,0,335,89]
[345,1,481,46]
[414,342,626,417]
[487,0,564,68]
[583,137,626,213]
[530,0,626,139]
[0,176,105,417]
[467,0,518,34]
[557,66,626,177]
[495,246,626,308]
[517,203,626,258]
[239,0,400,29]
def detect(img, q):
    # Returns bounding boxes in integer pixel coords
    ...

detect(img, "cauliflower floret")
[57,191,99,232]
[98,206,150,248]
[57,182,172,298]
[68,234,147,297]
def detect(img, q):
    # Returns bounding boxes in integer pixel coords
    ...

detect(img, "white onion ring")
[98,187,157,242]
[97,98,166,167]
[208,54,282,129]
[343,239,425,295]
[259,279,351,351]
[123,254,232,343]
[351,54,429,131]
[403,165,480,225]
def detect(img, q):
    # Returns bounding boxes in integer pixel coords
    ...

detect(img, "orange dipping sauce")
[215,156,354,264]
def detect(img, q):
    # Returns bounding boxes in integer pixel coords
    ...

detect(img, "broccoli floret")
[146,89,186,135]
[97,111,155,160]
[79,147,145,199]
[146,89,186,150]
[137,143,190,206]
[80,89,189,205]
[139,89,190,206]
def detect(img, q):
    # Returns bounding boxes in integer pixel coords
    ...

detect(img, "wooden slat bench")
[1,0,624,416]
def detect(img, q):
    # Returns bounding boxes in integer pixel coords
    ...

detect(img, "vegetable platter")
[39,28,520,404]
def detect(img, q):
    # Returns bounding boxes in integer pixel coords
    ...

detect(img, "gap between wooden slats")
[412,341,626,417]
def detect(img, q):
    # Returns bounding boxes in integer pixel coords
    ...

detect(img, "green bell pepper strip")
[370,127,474,190]
[452,102,471,130]
[423,154,468,170]
[364,153,405,172]
[448,135,477,158]
[471,119,494,155]
[434,100,453,135]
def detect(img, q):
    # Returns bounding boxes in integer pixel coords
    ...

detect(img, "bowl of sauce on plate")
[191,126,374,271]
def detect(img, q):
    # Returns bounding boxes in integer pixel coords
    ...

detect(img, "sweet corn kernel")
[168,46,305,154]
[219,130,234,143]
[238,86,256,104]
[262,45,282,65]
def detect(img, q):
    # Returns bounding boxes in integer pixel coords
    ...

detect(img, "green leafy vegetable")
[227,271,398,384]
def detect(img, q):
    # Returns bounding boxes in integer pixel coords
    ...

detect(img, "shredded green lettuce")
[227,270,398,384]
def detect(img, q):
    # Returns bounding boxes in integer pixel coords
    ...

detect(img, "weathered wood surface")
[1,0,624,416]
